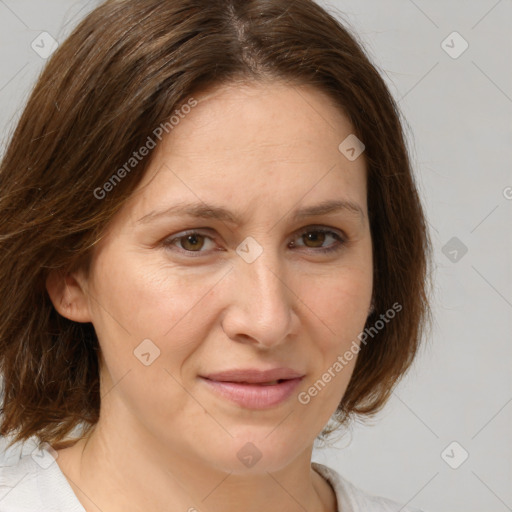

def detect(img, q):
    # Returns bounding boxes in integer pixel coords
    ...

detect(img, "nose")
[220,248,297,348]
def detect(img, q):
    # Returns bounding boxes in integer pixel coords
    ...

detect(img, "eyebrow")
[136,198,365,225]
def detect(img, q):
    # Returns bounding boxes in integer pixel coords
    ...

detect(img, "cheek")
[90,248,169,326]
[87,248,226,364]
[88,235,372,367]
[295,262,372,406]
[85,251,215,419]
[297,264,372,335]
[295,268,370,413]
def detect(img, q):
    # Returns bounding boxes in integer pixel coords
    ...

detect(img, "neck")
[55,420,336,512]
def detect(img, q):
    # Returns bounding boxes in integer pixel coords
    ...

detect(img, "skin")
[46,80,373,512]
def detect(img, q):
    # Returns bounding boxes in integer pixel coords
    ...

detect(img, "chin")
[200,425,310,475]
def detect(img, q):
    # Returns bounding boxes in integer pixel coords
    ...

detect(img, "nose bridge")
[227,241,294,344]
[245,250,287,312]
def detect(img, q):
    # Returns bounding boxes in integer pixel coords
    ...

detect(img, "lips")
[200,368,304,409]
[203,368,304,384]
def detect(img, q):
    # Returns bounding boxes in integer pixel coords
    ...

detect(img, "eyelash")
[162,226,346,257]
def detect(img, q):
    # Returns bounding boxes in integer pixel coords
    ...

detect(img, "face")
[70,81,372,473]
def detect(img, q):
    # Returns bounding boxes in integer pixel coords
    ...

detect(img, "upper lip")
[201,368,304,384]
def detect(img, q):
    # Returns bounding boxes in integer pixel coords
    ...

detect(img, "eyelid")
[163,225,347,256]
[291,224,346,240]
[289,225,346,253]
[163,229,218,256]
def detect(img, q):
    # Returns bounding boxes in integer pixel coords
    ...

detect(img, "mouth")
[239,379,285,386]
[199,368,305,409]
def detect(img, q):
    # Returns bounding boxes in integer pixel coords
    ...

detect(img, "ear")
[46,269,92,323]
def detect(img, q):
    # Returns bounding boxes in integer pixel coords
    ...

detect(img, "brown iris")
[180,233,206,251]
[302,231,326,248]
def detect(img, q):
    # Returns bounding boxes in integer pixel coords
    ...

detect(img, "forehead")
[120,81,367,227]
[161,81,354,160]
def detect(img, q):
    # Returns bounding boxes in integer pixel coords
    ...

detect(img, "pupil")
[304,231,325,247]
[184,234,203,251]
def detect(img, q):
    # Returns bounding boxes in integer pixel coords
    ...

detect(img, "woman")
[0,0,431,511]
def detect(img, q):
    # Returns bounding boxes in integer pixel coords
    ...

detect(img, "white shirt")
[0,448,427,511]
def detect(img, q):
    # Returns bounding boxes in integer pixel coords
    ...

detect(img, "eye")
[163,226,346,257]
[290,227,345,254]
[163,230,217,254]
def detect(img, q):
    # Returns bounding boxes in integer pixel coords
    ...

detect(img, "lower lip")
[200,377,303,409]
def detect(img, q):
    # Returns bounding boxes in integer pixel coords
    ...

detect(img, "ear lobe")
[45,269,92,323]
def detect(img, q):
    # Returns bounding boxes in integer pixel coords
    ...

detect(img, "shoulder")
[0,451,42,511]
[312,462,430,512]
[0,447,85,512]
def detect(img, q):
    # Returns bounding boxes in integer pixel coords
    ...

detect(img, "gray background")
[0,1,511,511]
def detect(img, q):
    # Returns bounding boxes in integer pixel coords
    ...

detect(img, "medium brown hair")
[0,0,431,451]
